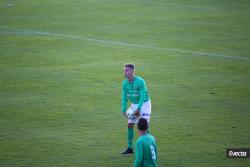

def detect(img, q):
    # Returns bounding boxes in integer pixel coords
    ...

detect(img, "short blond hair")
[124,63,135,70]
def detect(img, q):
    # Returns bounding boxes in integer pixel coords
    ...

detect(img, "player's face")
[124,67,134,78]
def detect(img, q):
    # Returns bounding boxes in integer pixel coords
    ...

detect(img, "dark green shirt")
[134,134,158,167]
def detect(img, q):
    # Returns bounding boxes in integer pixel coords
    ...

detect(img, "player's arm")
[134,140,143,167]
[121,81,128,113]
[154,139,158,164]
[137,79,146,111]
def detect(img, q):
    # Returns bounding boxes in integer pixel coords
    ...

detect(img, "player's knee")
[128,123,134,128]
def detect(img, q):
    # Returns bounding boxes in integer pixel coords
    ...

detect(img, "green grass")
[0,0,250,166]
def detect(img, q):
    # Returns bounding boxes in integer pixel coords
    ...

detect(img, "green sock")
[128,127,134,148]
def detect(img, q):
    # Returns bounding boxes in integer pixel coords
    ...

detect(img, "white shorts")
[128,100,151,124]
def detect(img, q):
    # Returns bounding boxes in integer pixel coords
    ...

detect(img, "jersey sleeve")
[137,79,146,111]
[154,139,158,164]
[121,81,128,113]
[134,140,143,167]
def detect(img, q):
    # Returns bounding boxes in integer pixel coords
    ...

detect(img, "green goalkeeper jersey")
[122,76,150,113]
[134,134,158,167]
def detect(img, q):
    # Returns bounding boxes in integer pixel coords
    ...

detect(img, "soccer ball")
[126,108,137,120]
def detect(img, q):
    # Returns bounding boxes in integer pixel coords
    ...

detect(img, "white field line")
[0,26,249,61]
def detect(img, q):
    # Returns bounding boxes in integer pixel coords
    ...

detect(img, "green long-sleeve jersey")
[122,76,150,113]
[134,134,158,167]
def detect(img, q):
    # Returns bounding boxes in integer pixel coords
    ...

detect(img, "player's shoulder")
[136,135,153,147]
[148,134,157,145]
[135,76,146,86]
[122,79,128,85]
[135,135,144,144]
[135,76,145,82]
[149,134,156,141]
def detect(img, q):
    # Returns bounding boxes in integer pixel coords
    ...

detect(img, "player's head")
[124,63,135,79]
[137,118,148,133]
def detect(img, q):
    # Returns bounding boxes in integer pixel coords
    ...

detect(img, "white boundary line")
[0,26,249,61]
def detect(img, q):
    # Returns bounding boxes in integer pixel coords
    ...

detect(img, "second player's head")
[124,63,135,79]
[137,118,148,132]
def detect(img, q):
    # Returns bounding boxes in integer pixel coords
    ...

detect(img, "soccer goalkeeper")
[120,63,151,154]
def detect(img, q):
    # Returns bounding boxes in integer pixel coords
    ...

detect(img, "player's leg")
[120,123,135,154]
[139,100,151,133]
[120,107,137,154]
[140,113,150,133]
[127,123,134,149]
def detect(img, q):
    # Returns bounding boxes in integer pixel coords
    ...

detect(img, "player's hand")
[134,109,140,117]
[122,112,128,118]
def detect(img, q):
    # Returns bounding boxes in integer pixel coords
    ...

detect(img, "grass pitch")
[0,0,250,166]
